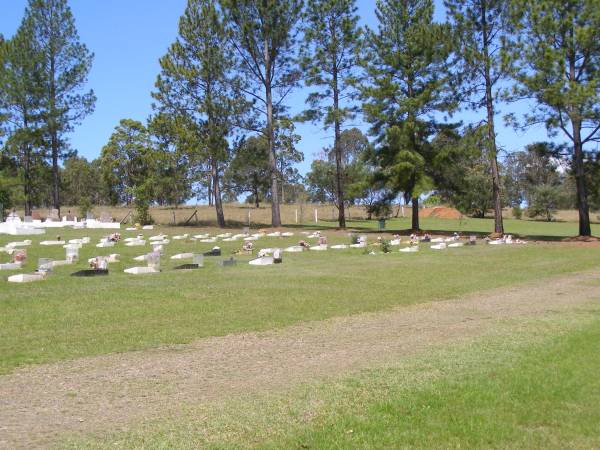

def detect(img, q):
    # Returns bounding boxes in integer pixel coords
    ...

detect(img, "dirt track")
[1,271,600,449]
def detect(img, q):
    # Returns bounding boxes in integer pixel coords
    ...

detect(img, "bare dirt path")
[1,271,600,449]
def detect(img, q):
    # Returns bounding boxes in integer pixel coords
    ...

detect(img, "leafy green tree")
[100,119,156,206]
[61,155,97,207]
[508,0,600,236]
[153,0,244,227]
[444,0,510,234]
[25,0,95,213]
[306,159,336,203]
[225,135,271,207]
[0,18,46,215]
[361,0,453,230]
[431,125,495,218]
[503,142,565,209]
[273,119,303,204]
[147,114,193,207]
[300,0,361,228]
[0,154,21,214]
[220,0,303,227]
[89,157,115,206]
[306,128,373,208]
[527,184,562,222]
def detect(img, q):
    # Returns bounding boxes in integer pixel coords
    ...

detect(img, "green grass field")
[2,217,600,448]
[1,223,599,375]
[70,311,600,449]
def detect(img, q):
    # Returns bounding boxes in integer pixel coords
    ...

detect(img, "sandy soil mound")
[421,206,463,220]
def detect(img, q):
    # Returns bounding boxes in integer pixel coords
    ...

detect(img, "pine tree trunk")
[51,131,60,214]
[567,29,591,237]
[49,49,60,215]
[332,56,346,229]
[264,39,281,227]
[481,0,503,235]
[212,159,225,228]
[23,143,32,216]
[572,121,591,236]
[412,197,419,231]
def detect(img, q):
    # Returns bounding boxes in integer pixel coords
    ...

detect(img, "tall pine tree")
[300,0,362,228]
[220,0,303,227]
[508,0,600,236]
[361,0,453,230]
[25,0,95,213]
[153,0,245,228]
[0,16,45,215]
[444,0,510,235]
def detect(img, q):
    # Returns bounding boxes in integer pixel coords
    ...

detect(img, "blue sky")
[1,0,551,176]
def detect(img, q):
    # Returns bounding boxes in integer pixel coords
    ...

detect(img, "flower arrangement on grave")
[13,250,27,263]
[298,240,310,249]
[109,233,121,242]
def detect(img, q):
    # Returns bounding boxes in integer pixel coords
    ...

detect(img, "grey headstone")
[48,209,59,221]
[219,257,236,267]
[147,252,161,270]
[38,258,53,273]
[193,254,204,267]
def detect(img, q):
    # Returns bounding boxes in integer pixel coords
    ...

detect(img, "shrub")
[527,184,560,222]
[367,202,392,220]
[131,184,154,225]
[78,196,93,219]
[380,239,392,253]
[512,205,523,220]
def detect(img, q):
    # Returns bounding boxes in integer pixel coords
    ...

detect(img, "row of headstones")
[7,210,113,223]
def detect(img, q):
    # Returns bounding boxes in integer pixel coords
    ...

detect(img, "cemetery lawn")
[1,223,600,375]
[317,215,600,240]
[70,306,600,449]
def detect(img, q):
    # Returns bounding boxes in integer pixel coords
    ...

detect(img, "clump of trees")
[1,0,599,235]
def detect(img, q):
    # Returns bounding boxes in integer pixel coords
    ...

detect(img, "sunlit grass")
[1,223,600,374]
[65,309,600,449]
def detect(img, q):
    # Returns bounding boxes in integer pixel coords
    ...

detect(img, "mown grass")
[317,216,600,239]
[272,315,600,449]
[1,223,600,375]
[66,307,600,449]
[274,320,600,449]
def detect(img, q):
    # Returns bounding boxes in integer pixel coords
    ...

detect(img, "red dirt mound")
[421,206,463,220]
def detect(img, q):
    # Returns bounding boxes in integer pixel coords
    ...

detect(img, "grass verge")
[65,307,600,449]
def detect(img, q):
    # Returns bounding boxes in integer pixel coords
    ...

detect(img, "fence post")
[314,208,318,224]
